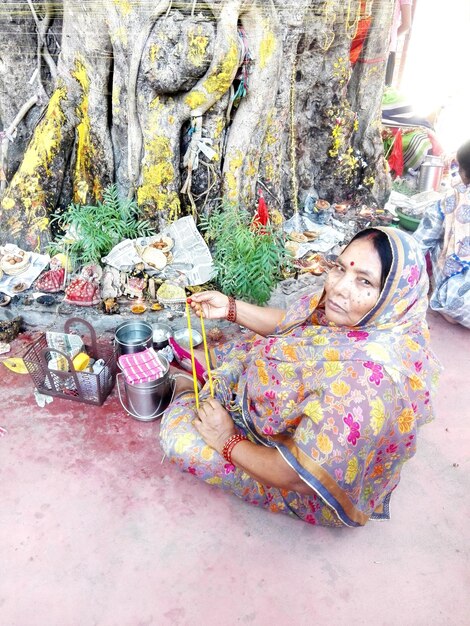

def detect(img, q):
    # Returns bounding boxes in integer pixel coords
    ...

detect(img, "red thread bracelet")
[222,433,248,464]
[226,296,237,323]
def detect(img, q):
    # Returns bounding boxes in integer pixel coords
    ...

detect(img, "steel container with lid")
[418,156,444,192]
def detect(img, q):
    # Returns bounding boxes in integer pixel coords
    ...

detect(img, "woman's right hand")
[188,290,229,320]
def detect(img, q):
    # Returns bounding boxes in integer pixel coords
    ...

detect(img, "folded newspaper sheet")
[102,216,214,286]
[384,190,441,218]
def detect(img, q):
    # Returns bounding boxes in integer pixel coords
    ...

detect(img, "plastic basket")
[23,317,116,406]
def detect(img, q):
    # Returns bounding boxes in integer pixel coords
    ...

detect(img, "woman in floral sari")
[160,227,441,527]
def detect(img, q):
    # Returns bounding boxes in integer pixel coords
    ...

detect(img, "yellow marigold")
[316,432,333,455]
[398,408,415,434]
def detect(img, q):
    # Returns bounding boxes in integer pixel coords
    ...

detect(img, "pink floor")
[1,311,469,626]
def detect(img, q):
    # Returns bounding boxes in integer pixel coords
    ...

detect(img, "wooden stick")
[199,313,214,398]
[185,301,199,409]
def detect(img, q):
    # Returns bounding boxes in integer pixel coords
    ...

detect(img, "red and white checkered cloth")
[118,348,166,385]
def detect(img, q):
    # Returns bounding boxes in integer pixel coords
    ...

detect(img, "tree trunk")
[0,0,394,249]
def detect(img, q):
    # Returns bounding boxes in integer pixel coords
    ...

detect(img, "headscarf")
[213,227,441,527]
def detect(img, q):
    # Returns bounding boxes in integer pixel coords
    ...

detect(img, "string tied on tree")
[181,115,218,216]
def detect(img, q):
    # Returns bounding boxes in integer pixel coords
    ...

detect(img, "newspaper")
[0,250,50,296]
[101,239,142,272]
[102,216,215,286]
[385,190,441,218]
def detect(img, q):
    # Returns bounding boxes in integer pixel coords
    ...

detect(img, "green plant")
[199,203,287,305]
[49,184,155,266]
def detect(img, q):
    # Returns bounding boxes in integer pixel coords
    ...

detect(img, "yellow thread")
[185,302,199,410]
[199,314,214,398]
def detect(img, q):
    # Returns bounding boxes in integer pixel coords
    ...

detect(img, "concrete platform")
[0,311,469,626]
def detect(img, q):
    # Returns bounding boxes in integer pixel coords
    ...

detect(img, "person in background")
[414,139,470,328]
[160,228,440,528]
[385,0,413,86]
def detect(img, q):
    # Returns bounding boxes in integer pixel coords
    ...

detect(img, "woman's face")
[324,237,383,326]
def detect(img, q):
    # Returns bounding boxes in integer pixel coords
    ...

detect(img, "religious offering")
[139,246,167,270]
[149,235,173,252]
[289,231,309,243]
[0,247,31,275]
[302,230,320,241]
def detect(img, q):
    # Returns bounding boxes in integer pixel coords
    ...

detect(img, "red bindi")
[350,261,355,266]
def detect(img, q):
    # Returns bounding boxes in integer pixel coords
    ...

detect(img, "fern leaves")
[49,184,155,266]
[201,203,286,305]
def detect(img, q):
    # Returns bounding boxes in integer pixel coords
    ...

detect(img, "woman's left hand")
[194,398,237,454]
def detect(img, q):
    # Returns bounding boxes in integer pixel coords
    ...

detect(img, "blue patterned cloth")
[414,183,470,328]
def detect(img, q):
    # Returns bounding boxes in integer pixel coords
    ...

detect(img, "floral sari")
[160,228,441,527]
